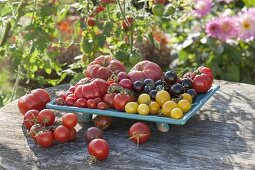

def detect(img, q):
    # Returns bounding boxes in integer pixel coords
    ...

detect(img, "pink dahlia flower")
[194,0,212,18]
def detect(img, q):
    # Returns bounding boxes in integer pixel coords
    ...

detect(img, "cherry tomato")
[75,98,87,108]
[29,124,43,140]
[36,130,54,148]
[84,127,104,144]
[193,74,212,93]
[103,93,116,108]
[94,97,103,104]
[57,93,66,100]
[69,128,77,141]
[65,97,76,106]
[94,115,112,130]
[37,109,55,126]
[87,99,97,109]
[88,139,110,161]
[128,122,150,145]
[125,102,138,114]
[55,97,65,105]
[155,90,170,106]
[62,113,78,129]
[23,109,39,130]
[97,102,109,110]
[54,125,70,143]
[68,86,75,93]
[113,93,133,111]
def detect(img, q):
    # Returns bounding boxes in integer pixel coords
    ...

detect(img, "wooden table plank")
[0,80,255,169]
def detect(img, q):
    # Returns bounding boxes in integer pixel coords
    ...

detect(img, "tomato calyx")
[108,85,134,96]
[129,131,150,146]
[88,156,97,166]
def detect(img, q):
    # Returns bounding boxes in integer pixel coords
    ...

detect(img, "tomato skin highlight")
[88,139,110,161]
[36,130,54,148]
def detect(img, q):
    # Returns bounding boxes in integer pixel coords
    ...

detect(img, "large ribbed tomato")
[193,67,213,93]
[85,55,126,80]
[18,88,51,115]
[128,60,163,82]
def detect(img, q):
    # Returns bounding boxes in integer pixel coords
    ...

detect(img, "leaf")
[242,0,255,7]
[81,38,93,54]
[224,65,240,82]
[97,35,106,48]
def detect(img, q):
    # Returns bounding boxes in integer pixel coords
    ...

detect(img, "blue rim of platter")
[46,84,220,125]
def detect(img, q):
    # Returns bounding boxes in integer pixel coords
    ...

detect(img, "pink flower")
[206,20,222,38]
[194,0,212,18]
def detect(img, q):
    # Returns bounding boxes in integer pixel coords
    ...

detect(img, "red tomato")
[65,97,76,106]
[128,60,163,82]
[128,122,150,145]
[87,17,96,27]
[193,74,213,93]
[69,128,77,141]
[57,93,66,100]
[94,97,103,104]
[97,102,109,110]
[75,98,87,108]
[65,91,73,98]
[36,130,54,148]
[87,99,97,109]
[74,85,83,99]
[85,55,126,80]
[82,83,99,99]
[29,124,43,140]
[54,125,70,143]
[62,113,78,129]
[88,139,110,161]
[23,110,39,130]
[68,86,75,93]
[198,66,214,80]
[94,115,112,130]
[18,88,51,115]
[103,93,116,108]
[117,72,128,82]
[118,79,133,90]
[37,109,55,126]
[122,17,133,31]
[84,127,104,144]
[92,79,109,98]
[113,93,133,111]
[55,97,65,105]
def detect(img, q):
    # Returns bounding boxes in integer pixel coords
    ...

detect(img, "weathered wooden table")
[0,80,255,169]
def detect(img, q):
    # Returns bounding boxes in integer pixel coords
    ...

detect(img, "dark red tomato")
[68,86,75,93]
[18,88,51,115]
[75,98,87,108]
[24,110,39,130]
[193,74,213,93]
[69,128,77,141]
[94,115,112,130]
[103,93,116,108]
[85,55,126,81]
[65,97,76,106]
[87,99,97,109]
[117,72,128,82]
[82,83,100,99]
[198,66,214,80]
[36,130,54,148]
[54,125,70,143]
[113,93,133,111]
[122,17,133,31]
[62,113,78,129]
[87,17,96,27]
[128,122,150,145]
[88,139,110,161]
[84,127,104,144]
[92,79,108,98]
[97,102,109,110]
[29,124,43,140]
[118,79,133,90]
[94,97,103,104]
[55,97,65,105]
[37,109,55,126]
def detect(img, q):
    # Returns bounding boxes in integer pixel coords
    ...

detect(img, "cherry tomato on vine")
[37,109,55,126]
[62,113,78,129]
[36,130,54,148]
[23,109,39,130]
[54,125,70,143]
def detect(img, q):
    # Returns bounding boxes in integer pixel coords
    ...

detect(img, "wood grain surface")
[0,80,255,169]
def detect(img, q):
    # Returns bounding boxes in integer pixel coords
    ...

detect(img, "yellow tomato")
[178,99,191,113]
[149,101,160,115]
[162,101,178,117]
[137,104,150,115]
[170,108,183,119]
[125,102,138,114]
[181,93,193,103]
[155,90,171,106]
[138,94,151,105]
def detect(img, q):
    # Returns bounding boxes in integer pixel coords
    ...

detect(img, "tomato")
[55,97,65,105]
[198,66,214,80]
[128,60,163,82]
[57,93,66,100]
[155,90,170,106]
[69,128,77,141]
[162,101,178,117]
[54,125,70,143]
[138,94,151,105]
[122,17,133,31]
[23,110,39,130]
[117,72,128,82]
[95,6,105,13]
[137,104,149,115]
[62,113,78,129]
[88,139,110,161]
[93,115,112,130]
[29,124,43,140]
[75,98,87,108]
[148,101,160,115]
[103,93,116,108]
[97,102,109,110]
[178,100,191,113]
[128,122,150,145]
[68,86,75,93]
[92,79,109,98]
[18,88,51,115]
[170,108,183,119]
[118,79,133,90]
[36,130,54,148]
[152,4,164,16]
[87,99,97,109]
[113,93,133,111]
[65,97,76,106]
[65,91,74,98]
[125,102,138,114]
[84,127,104,144]
[85,55,126,80]
[192,74,212,93]
[87,17,96,27]
[82,83,99,99]
[37,109,55,126]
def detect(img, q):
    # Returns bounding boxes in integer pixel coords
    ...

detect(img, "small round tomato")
[29,124,43,140]
[75,98,87,108]
[87,99,97,109]
[62,113,78,129]
[36,130,54,148]
[94,115,112,130]
[193,74,212,93]
[68,86,75,93]
[65,97,76,106]
[177,100,191,113]
[117,72,128,82]
[103,93,116,108]
[118,79,133,90]
[155,90,170,106]
[55,97,65,105]
[84,127,104,144]
[125,102,138,114]
[137,104,149,115]
[162,101,178,117]
[170,108,183,119]
[24,110,39,130]
[94,97,103,104]
[54,125,70,143]
[69,128,77,141]
[128,122,150,145]
[88,139,110,161]
[138,94,151,105]
[113,93,133,111]
[148,101,160,115]
[97,102,109,110]
[37,109,55,126]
